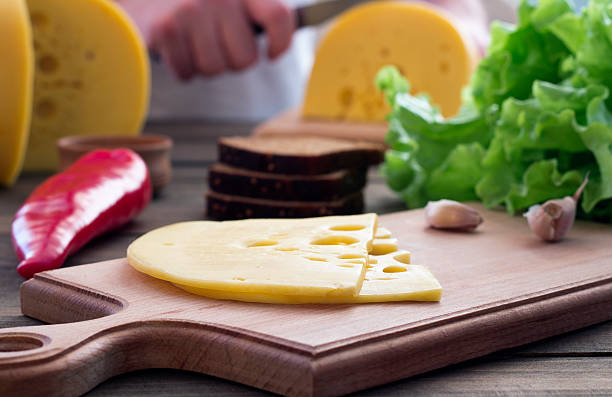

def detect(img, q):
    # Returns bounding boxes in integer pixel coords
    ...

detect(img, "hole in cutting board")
[0,334,47,352]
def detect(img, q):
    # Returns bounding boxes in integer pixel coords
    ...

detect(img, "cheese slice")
[127,214,378,297]
[175,249,442,304]
[370,238,398,255]
[374,227,392,239]
[23,0,150,170]
[0,0,33,186]
[302,1,477,121]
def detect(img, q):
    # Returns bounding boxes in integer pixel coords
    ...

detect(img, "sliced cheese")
[0,0,33,186]
[374,227,392,239]
[302,1,477,121]
[175,250,442,304]
[23,0,150,170]
[370,238,398,256]
[127,214,378,297]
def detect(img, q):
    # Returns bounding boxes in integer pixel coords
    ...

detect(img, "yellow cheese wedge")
[127,214,378,297]
[23,0,150,170]
[0,0,33,186]
[302,1,477,121]
[176,250,442,304]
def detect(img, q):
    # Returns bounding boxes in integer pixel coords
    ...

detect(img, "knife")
[250,0,373,33]
[152,0,373,62]
[293,0,374,29]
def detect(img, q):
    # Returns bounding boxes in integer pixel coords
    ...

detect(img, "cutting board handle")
[0,316,136,397]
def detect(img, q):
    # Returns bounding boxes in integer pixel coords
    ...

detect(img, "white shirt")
[148,0,516,123]
[148,0,316,123]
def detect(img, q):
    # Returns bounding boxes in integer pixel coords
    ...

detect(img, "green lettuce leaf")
[377,0,612,222]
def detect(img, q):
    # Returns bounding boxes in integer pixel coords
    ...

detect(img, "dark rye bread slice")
[218,134,384,175]
[206,191,364,220]
[208,163,367,202]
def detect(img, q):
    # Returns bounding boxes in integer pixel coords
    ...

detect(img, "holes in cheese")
[127,214,378,297]
[23,0,150,171]
[383,266,407,274]
[311,236,360,246]
[248,240,278,247]
[302,2,477,122]
[337,254,365,260]
[330,225,366,231]
[0,0,33,186]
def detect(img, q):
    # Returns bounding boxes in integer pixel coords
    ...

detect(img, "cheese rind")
[302,1,477,121]
[175,250,442,304]
[0,0,33,186]
[24,0,150,170]
[127,214,378,297]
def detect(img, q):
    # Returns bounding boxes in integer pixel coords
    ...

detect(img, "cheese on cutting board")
[0,0,33,186]
[302,1,477,121]
[127,214,378,297]
[175,249,442,304]
[23,0,150,171]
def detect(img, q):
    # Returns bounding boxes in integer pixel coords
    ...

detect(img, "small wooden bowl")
[57,135,173,193]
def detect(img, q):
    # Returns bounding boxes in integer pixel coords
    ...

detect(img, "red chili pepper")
[12,149,152,278]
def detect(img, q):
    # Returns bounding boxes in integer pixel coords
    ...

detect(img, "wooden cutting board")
[253,107,388,143]
[1,205,611,397]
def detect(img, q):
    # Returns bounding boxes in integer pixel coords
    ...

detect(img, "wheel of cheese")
[23,0,150,171]
[302,1,478,121]
[0,0,33,186]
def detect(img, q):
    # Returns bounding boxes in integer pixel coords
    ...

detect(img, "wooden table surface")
[1,122,610,396]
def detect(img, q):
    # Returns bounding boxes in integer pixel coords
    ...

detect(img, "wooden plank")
[1,121,611,396]
[84,356,612,397]
[1,207,611,397]
[253,108,387,143]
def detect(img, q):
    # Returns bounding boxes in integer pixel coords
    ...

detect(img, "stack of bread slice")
[206,135,385,220]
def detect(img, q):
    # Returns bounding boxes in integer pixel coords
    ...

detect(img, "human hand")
[427,0,489,55]
[117,0,296,80]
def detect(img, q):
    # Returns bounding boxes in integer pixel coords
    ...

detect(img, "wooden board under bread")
[1,205,611,397]
[254,107,388,143]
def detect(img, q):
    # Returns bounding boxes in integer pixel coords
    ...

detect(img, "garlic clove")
[424,200,483,231]
[524,175,588,242]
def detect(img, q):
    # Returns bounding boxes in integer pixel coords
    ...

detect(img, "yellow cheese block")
[23,0,150,170]
[302,1,477,121]
[176,250,442,304]
[127,214,378,297]
[0,0,33,186]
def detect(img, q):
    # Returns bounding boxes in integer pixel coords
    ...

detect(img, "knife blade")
[152,0,373,62]
[295,0,374,28]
